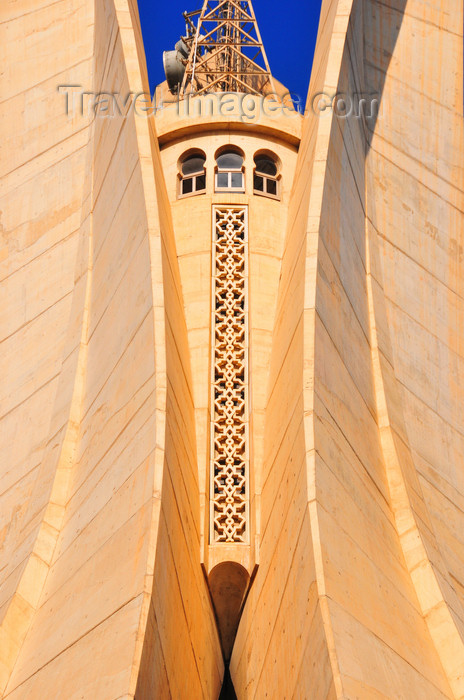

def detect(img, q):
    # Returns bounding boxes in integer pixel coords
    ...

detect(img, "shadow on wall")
[304,0,407,155]
[362,0,408,150]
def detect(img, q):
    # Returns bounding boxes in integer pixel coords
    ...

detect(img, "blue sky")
[137,0,323,109]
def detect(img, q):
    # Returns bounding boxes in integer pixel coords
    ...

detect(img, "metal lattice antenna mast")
[179,0,276,97]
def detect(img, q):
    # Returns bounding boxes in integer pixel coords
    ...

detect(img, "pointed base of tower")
[218,666,238,700]
[208,562,249,662]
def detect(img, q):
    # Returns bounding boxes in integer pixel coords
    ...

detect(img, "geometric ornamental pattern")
[210,206,249,543]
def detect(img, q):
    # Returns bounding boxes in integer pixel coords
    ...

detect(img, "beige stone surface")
[233,0,464,697]
[1,0,221,697]
[1,0,464,697]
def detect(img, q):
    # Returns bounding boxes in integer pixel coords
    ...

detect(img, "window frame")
[214,147,245,193]
[253,152,281,200]
[178,151,207,199]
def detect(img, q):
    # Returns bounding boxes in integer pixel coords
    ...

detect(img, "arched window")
[215,148,245,192]
[253,152,280,199]
[178,151,206,197]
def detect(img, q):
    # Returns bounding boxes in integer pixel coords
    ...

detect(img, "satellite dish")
[163,50,186,93]
[175,39,189,59]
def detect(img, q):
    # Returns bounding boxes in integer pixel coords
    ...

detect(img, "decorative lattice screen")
[210,206,249,544]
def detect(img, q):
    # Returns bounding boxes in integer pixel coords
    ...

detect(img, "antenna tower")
[179,0,275,97]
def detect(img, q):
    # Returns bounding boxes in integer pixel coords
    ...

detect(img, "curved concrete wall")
[233,0,464,697]
[365,0,464,693]
[0,0,95,688]
[1,0,220,697]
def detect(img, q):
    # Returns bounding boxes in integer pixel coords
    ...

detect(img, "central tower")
[158,0,302,674]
